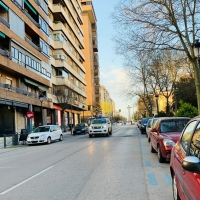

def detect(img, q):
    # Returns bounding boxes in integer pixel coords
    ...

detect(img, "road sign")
[26,111,34,119]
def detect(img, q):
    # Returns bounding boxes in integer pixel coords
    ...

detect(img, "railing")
[0,133,19,148]
[25,37,42,52]
[24,11,41,28]
[0,16,10,28]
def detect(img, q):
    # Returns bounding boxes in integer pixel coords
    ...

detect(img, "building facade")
[81,0,100,118]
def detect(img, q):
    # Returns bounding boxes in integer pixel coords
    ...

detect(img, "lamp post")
[148,104,151,117]
[82,105,85,122]
[155,93,159,115]
[39,94,45,125]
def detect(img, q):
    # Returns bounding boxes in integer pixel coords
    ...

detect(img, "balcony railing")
[0,16,10,28]
[0,82,52,102]
[24,11,40,28]
[11,0,23,9]
[25,37,42,52]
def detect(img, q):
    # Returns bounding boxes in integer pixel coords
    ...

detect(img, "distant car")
[146,118,159,142]
[149,117,190,163]
[140,118,151,134]
[89,117,112,138]
[73,123,89,135]
[117,122,122,126]
[170,116,200,200]
[27,125,63,145]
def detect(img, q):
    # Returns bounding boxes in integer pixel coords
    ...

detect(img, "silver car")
[146,118,159,142]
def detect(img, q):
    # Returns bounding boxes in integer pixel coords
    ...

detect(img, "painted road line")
[163,174,172,185]
[148,173,157,185]
[145,160,151,167]
[0,166,54,195]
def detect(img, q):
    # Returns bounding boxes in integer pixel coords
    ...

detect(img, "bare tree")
[112,0,200,113]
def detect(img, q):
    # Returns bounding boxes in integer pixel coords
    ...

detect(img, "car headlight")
[82,128,86,130]
[39,134,46,140]
[27,135,30,139]
[89,126,92,129]
[163,139,175,147]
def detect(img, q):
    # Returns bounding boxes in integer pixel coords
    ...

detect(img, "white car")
[27,125,63,145]
[89,118,112,138]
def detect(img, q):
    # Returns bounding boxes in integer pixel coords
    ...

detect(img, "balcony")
[0,16,9,28]
[93,40,98,52]
[25,37,41,52]
[24,11,40,28]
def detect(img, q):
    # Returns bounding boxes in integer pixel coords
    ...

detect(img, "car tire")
[47,137,51,144]
[150,142,156,153]
[172,174,181,200]
[106,131,109,137]
[89,134,92,138]
[59,134,63,141]
[158,145,165,163]
[109,130,112,135]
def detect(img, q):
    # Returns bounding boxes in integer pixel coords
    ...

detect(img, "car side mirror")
[151,128,157,133]
[182,156,200,174]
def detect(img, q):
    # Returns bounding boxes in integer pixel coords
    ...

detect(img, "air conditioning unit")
[54,54,61,60]
[5,84,11,89]
[60,55,66,61]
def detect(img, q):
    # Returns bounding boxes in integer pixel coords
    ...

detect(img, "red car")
[170,116,200,200]
[149,117,190,163]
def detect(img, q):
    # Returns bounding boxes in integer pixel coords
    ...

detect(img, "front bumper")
[89,128,108,135]
[27,139,46,144]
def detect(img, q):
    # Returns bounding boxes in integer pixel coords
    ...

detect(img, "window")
[6,77,12,85]
[181,121,197,152]
[189,122,200,158]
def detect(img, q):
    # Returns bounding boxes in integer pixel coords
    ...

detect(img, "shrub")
[175,100,198,118]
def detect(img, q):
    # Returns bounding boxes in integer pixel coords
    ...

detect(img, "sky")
[92,0,136,119]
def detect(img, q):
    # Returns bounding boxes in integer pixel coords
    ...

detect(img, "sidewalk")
[0,130,73,149]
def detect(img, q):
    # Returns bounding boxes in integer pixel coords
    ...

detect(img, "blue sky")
[92,0,135,118]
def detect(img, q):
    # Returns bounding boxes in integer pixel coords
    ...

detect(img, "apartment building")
[81,0,99,118]
[48,0,87,129]
[0,0,52,134]
[99,85,114,117]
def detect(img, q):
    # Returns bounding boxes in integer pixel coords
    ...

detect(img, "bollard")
[4,134,6,148]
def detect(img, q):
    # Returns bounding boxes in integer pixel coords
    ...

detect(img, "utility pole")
[127,105,131,122]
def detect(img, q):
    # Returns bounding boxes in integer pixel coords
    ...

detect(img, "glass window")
[33,60,36,69]
[11,47,15,57]
[29,57,31,66]
[14,49,18,59]
[63,70,68,79]
[31,59,34,68]
[26,55,29,64]
[21,54,25,67]
[181,120,197,152]
[189,122,200,158]
[38,63,41,72]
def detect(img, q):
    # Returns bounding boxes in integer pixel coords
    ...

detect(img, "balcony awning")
[0,32,5,38]
[24,78,48,91]
[0,1,8,11]
[24,0,37,15]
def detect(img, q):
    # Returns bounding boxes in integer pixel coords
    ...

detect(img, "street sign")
[26,111,34,119]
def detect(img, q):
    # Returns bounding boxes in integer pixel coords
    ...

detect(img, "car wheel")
[89,134,92,138]
[172,174,181,200]
[106,131,109,137]
[59,134,63,141]
[47,137,51,144]
[150,142,156,153]
[158,145,165,163]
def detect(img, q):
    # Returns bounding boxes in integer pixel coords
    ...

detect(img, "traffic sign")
[26,111,34,119]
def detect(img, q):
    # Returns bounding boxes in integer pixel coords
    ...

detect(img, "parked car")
[170,116,200,200]
[149,117,190,163]
[73,123,89,135]
[27,125,63,145]
[89,117,112,138]
[140,118,151,134]
[146,118,159,142]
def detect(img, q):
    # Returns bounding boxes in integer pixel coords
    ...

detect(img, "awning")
[0,32,5,38]
[0,1,8,11]
[24,78,49,92]
[24,78,38,87]
[24,0,37,15]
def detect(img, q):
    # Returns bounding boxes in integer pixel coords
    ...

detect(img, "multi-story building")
[81,0,99,118]
[99,85,114,118]
[48,0,87,129]
[0,0,52,134]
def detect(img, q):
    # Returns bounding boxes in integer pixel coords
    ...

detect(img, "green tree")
[175,100,198,118]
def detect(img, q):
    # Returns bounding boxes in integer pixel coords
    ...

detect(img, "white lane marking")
[0,166,54,195]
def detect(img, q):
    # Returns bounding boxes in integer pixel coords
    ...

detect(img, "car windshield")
[142,118,150,124]
[93,119,106,124]
[160,119,189,133]
[33,126,50,133]
[75,123,85,127]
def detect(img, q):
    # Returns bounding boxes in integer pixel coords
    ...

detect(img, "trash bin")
[12,133,19,145]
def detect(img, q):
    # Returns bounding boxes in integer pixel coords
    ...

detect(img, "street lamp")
[39,94,45,125]
[193,39,200,62]
[82,105,85,122]
[155,93,159,115]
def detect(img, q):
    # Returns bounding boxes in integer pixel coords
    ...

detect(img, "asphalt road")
[0,125,173,200]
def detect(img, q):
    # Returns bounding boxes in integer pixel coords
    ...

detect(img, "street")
[0,125,173,200]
